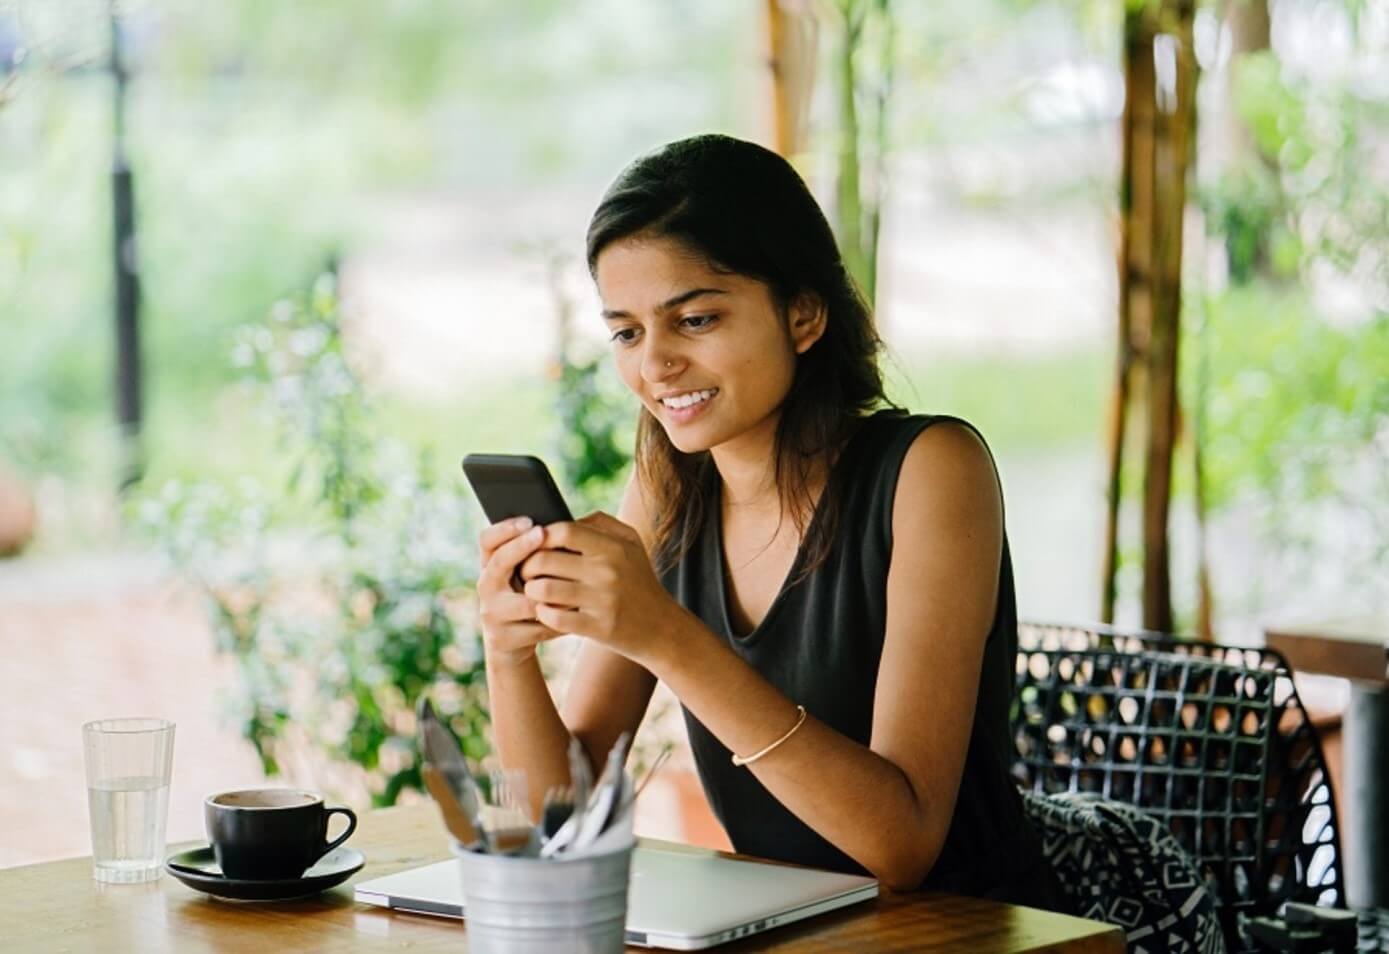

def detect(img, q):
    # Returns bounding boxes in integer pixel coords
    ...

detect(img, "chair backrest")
[1012,621,1344,943]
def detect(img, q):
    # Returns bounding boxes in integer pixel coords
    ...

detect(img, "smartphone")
[461,454,573,527]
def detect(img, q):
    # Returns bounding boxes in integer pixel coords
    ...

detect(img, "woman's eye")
[610,327,639,345]
[680,314,717,330]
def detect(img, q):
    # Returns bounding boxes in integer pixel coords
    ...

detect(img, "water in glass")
[87,775,170,883]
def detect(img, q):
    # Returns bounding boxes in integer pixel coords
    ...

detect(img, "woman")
[476,134,1063,906]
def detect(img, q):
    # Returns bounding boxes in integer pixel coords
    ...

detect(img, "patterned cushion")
[1021,790,1226,954]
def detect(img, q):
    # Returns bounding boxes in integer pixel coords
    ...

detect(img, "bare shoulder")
[894,420,1002,533]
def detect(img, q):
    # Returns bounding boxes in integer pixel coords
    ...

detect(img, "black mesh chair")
[1012,621,1345,952]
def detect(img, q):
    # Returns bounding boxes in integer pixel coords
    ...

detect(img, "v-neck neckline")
[710,417,870,643]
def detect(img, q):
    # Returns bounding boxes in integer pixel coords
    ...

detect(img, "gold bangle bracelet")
[731,705,807,767]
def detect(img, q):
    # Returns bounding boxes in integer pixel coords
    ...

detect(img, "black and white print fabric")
[1022,789,1227,954]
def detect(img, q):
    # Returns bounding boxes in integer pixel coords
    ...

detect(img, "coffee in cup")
[204,788,357,880]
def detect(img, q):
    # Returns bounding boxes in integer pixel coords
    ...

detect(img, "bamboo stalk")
[1103,1,1199,633]
[1103,9,1154,624]
[862,0,893,309]
[1141,1,1197,634]
[1189,9,1216,643]
[1193,287,1215,641]
[834,1,866,296]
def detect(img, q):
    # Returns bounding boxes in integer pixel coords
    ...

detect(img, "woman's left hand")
[517,512,681,665]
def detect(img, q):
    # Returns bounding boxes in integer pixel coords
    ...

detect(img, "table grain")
[0,803,1123,953]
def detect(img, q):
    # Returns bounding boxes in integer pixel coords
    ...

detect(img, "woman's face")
[595,236,824,455]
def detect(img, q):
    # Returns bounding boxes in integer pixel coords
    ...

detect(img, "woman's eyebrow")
[602,287,728,320]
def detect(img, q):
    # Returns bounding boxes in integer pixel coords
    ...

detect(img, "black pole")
[1344,684,1389,911]
[110,0,143,489]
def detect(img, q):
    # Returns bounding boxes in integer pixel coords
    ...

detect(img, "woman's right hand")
[477,517,562,664]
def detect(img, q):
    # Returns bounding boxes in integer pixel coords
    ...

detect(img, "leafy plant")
[1192,41,1389,615]
[536,246,632,515]
[138,273,489,806]
[551,354,632,515]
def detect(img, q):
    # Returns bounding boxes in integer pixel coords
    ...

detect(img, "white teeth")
[660,388,717,410]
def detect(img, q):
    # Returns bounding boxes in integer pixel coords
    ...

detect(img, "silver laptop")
[354,841,878,950]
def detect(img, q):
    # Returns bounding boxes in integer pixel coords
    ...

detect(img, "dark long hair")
[586,134,889,577]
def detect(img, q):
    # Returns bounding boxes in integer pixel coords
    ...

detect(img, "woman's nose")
[640,341,681,382]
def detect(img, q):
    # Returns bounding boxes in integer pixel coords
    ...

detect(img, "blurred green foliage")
[15,0,1383,637]
[2,0,1174,795]
[826,0,895,305]
[1,0,1122,509]
[891,349,1107,450]
[552,355,633,515]
[138,274,489,806]
[0,0,742,494]
[1198,284,1388,511]
[1194,40,1389,603]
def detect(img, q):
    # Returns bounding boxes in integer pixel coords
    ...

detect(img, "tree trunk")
[1103,12,1157,626]
[1102,1,1198,634]
[1102,17,1147,626]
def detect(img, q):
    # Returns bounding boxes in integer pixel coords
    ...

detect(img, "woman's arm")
[483,478,658,818]
[530,423,1002,889]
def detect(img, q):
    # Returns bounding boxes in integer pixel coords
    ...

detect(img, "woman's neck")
[709,411,829,522]
[709,412,782,512]
[713,450,778,513]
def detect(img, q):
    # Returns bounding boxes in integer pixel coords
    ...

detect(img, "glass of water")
[82,718,175,884]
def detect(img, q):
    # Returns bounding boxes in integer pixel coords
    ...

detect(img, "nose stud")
[665,360,673,368]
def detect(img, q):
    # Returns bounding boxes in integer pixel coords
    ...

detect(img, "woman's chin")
[665,431,711,455]
[660,420,716,455]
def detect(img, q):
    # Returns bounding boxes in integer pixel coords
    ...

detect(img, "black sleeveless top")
[659,410,1065,908]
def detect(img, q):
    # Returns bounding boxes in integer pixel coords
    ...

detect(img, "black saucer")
[164,845,365,901]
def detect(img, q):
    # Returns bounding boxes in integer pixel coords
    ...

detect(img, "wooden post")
[1101,1,1198,633]
[766,0,796,157]
[763,0,817,159]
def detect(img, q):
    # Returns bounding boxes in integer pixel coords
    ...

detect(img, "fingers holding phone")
[476,517,562,662]
[466,454,584,661]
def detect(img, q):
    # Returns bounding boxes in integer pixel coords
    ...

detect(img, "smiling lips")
[657,387,719,421]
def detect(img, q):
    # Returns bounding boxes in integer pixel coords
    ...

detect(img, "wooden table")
[1266,616,1389,911]
[0,803,1122,953]
[1264,617,1389,685]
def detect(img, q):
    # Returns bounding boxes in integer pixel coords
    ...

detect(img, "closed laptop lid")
[354,841,878,948]
[627,843,876,941]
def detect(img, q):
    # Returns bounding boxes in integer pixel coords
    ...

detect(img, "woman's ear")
[788,292,828,355]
